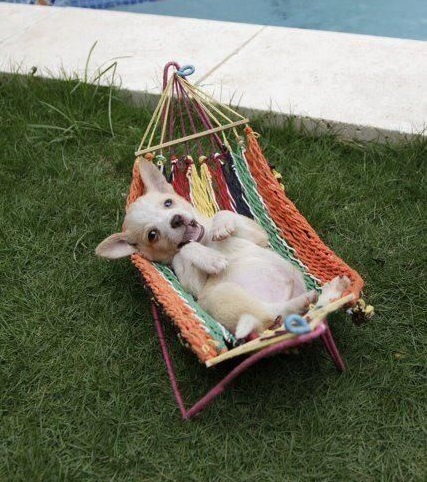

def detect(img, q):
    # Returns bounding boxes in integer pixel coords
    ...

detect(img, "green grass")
[0,72,425,481]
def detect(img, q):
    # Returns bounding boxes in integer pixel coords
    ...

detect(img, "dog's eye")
[164,199,173,208]
[147,230,158,242]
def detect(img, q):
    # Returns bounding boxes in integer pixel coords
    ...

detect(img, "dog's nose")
[170,214,184,229]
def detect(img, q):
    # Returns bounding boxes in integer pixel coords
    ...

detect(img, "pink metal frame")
[142,63,347,419]
[151,302,345,420]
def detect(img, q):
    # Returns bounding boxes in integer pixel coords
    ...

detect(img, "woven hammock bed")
[125,62,372,419]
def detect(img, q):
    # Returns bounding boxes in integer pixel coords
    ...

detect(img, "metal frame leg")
[152,303,345,419]
[320,323,346,372]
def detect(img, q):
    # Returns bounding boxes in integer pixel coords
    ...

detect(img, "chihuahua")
[96,159,350,339]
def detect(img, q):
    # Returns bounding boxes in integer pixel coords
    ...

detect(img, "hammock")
[127,62,373,419]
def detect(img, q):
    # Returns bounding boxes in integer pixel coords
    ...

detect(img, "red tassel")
[208,154,236,212]
[171,155,191,202]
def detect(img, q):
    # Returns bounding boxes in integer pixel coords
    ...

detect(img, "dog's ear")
[95,233,138,259]
[138,159,174,194]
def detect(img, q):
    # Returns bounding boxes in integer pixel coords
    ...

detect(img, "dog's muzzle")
[170,214,185,229]
[177,219,205,248]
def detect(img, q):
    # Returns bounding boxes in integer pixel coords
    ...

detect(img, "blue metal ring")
[177,65,195,77]
[284,314,311,335]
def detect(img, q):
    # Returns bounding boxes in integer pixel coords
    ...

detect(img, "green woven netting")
[231,145,321,292]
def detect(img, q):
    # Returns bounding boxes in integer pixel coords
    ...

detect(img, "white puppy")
[96,159,350,339]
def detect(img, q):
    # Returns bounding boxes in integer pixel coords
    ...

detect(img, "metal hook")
[177,65,195,77]
[284,314,311,335]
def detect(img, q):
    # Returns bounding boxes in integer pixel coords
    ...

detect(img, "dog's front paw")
[212,217,236,241]
[202,253,229,274]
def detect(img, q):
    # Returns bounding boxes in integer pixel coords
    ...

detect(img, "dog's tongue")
[181,221,204,245]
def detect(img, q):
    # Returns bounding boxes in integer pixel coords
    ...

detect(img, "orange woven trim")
[132,254,219,362]
[127,159,145,208]
[244,127,364,301]
[127,159,219,363]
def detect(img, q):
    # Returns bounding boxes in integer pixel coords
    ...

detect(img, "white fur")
[96,159,351,339]
[235,314,259,339]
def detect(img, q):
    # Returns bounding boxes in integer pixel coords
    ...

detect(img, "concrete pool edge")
[1,4,426,142]
[125,89,424,143]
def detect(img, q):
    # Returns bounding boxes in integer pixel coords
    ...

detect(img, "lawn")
[0,73,425,481]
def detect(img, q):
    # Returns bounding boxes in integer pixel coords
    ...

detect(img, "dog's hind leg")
[198,282,277,338]
[235,314,260,339]
[229,289,319,339]
[265,290,318,324]
[317,275,351,307]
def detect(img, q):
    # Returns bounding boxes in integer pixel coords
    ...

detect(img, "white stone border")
[1,3,426,141]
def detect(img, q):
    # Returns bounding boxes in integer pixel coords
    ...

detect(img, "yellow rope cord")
[138,75,174,151]
[179,76,246,121]
[138,73,246,158]
[147,78,174,150]
[179,77,234,125]
[199,157,220,212]
[179,78,243,145]
[187,158,217,218]
[134,119,249,157]
[272,168,285,191]
[159,79,174,154]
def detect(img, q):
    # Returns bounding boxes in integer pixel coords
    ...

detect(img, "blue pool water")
[110,0,427,41]
[3,1,426,40]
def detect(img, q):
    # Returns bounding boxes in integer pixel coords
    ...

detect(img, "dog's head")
[96,159,205,263]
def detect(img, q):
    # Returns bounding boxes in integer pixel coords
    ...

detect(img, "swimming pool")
[3,0,427,40]
[109,0,427,41]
